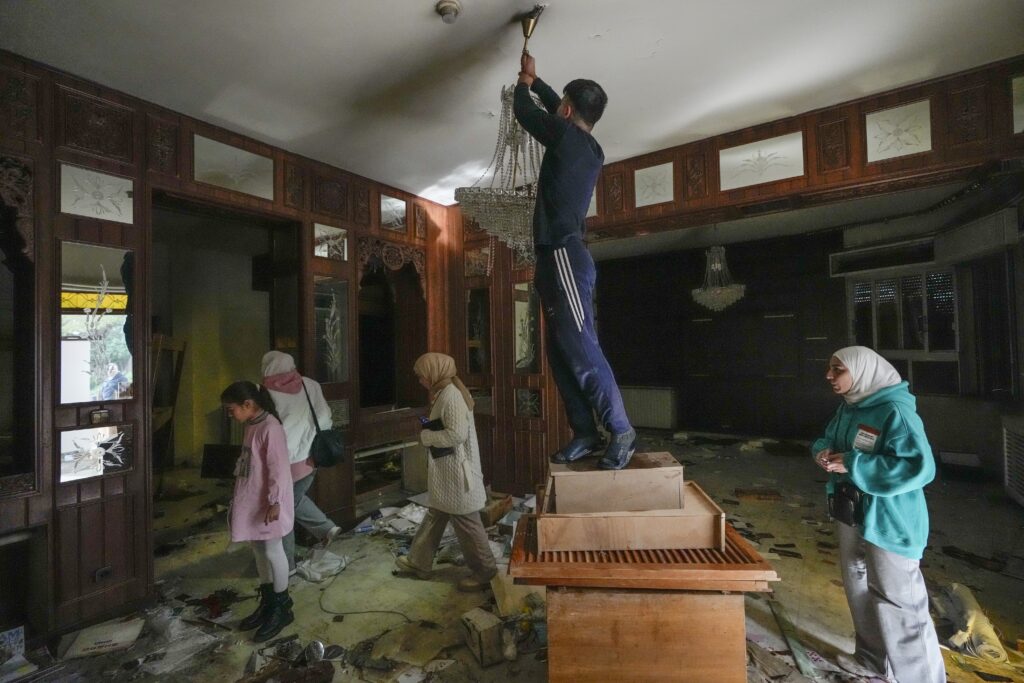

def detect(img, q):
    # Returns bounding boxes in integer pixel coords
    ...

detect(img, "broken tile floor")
[41,430,1024,682]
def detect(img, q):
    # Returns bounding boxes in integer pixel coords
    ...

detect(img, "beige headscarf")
[833,346,902,404]
[413,352,474,411]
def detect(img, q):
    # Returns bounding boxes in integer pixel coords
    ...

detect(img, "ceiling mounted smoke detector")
[436,0,461,24]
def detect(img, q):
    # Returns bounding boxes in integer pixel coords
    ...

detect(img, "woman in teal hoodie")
[812,346,944,682]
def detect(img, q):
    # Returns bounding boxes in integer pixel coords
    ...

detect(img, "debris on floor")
[735,487,784,502]
[933,583,1009,663]
[296,548,350,583]
[57,615,145,659]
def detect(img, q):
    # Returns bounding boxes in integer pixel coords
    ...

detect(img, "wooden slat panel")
[77,502,103,597]
[510,515,778,590]
[56,506,80,602]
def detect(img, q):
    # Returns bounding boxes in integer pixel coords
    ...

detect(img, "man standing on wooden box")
[514,51,635,470]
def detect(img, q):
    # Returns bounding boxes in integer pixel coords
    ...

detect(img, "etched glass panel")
[60,243,134,403]
[634,162,673,207]
[513,282,540,374]
[515,388,541,418]
[467,289,490,374]
[865,100,932,163]
[470,388,493,416]
[60,164,133,224]
[314,223,348,261]
[380,194,407,232]
[314,277,349,383]
[59,424,132,483]
[719,132,804,191]
[193,134,274,200]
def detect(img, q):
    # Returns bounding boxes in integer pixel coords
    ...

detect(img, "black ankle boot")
[253,590,294,643]
[238,583,272,631]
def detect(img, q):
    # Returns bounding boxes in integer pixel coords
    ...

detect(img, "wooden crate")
[547,451,683,513]
[538,478,725,553]
[547,587,747,683]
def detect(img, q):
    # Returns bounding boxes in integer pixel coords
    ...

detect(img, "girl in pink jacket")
[221,381,294,643]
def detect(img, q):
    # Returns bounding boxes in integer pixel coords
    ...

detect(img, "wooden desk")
[510,515,779,682]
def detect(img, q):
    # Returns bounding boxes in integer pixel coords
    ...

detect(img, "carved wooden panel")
[312,173,347,218]
[817,119,849,171]
[353,184,371,226]
[605,172,624,213]
[284,162,305,209]
[357,236,426,295]
[414,203,427,239]
[0,155,34,260]
[58,88,134,163]
[146,116,178,176]
[0,66,38,141]
[948,84,990,146]
[684,154,708,200]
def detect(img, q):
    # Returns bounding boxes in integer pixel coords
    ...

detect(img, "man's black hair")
[563,79,607,128]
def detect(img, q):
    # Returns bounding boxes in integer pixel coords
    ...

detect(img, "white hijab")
[833,346,902,404]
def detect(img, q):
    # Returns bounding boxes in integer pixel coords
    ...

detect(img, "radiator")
[619,386,677,430]
[1004,415,1024,507]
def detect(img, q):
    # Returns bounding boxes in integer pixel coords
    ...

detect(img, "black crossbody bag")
[302,384,345,468]
[828,481,863,527]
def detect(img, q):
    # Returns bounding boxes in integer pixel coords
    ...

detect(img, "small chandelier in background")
[691,245,745,311]
[453,5,546,264]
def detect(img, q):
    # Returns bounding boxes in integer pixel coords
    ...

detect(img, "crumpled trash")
[933,583,1008,663]
[296,548,350,583]
[398,503,428,525]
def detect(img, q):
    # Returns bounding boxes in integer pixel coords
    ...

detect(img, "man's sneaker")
[323,526,342,546]
[551,435,605,464]
[598,428,636,470]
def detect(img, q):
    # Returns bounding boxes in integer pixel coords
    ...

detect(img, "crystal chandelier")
[691,246,746,311]
[454,85,543,263]
[454,5,546,264]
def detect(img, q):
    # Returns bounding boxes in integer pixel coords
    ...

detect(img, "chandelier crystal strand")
[691,245,746,311]
[454,85,543,264]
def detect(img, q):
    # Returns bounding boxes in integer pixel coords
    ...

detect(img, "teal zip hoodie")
[811,381,935,559]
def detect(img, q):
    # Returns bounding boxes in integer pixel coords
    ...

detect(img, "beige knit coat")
[419,383,486,515]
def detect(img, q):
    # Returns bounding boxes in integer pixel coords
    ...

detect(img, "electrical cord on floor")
[315,559,412,624]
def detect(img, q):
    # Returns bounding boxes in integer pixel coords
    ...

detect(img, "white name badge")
[852,424,880,452]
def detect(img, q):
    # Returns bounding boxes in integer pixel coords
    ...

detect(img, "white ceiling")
[2,1,1023,207]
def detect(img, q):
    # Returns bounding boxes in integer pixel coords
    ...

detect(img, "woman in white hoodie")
[262,351,340,572]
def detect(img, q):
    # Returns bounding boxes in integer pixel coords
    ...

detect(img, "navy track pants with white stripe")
[534,237,631,438]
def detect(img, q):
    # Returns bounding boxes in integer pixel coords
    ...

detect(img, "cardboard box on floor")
[460,607,504,667]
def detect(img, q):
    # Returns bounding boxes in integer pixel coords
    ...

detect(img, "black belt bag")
[828,481,863,527]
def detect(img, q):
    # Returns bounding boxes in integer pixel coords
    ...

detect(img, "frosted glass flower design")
[60,164,133,223]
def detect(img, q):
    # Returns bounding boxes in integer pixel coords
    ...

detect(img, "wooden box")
[546,451,683,513]
[539,468,725,553]
[460,607,504,667]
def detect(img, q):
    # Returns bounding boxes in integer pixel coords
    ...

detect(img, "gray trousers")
[837,522,945,683]
[283,471,335,570]
[407,508,497,580]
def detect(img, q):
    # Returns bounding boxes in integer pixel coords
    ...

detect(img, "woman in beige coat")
[394,353,496,591]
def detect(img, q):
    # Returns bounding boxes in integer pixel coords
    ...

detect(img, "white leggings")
[251,538,289,593]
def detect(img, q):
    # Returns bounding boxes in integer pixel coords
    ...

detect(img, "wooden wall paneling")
[145,113,179,178]
[0,60,42,149]
[54,85,134,166]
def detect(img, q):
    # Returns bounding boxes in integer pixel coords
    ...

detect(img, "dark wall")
[596,230,847,439]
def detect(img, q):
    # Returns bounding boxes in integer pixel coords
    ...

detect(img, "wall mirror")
[60,242,134,404]
[314,277,350,384]
[314,223,348,261]
[467,288,490,374]
[58,424,132,483]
